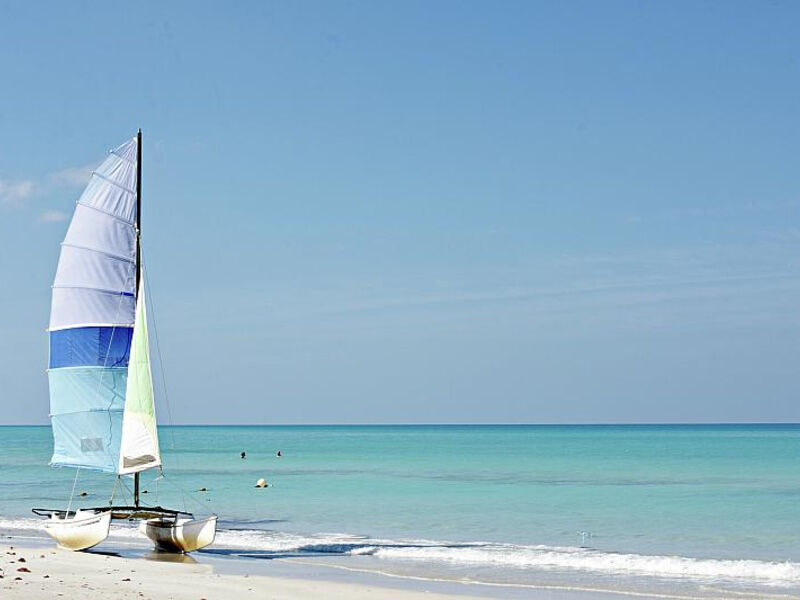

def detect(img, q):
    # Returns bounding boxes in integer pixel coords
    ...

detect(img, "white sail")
[118,280,161,474]
[50,138,137,332]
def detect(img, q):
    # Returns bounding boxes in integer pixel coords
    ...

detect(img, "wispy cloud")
[1,159,98,220]
[38,209,69,224]
[0,179,38,208]
[48,162,98,188]
[202,240,800,339]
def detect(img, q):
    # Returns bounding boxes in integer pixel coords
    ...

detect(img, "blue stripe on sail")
[48,367,126,473]
[49,326,132,369]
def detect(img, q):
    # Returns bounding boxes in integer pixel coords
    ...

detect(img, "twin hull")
[43,511,217,553]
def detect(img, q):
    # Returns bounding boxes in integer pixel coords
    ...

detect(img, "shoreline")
[0,538,634,600]
[2,535,797,600]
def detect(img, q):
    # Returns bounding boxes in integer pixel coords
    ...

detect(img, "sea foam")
[3,517,796,586]
[211,529,800,584]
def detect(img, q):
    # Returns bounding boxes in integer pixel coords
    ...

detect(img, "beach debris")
[255,478,268,488]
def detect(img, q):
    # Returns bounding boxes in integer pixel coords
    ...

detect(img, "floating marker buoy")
[255,478,267,488]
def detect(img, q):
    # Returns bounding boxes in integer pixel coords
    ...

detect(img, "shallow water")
[2,424,799,597]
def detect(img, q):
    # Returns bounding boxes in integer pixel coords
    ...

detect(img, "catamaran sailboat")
[33,131,217,552]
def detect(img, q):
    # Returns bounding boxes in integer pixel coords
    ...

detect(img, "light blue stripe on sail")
[48,367,127,473]
[51,411,123,473]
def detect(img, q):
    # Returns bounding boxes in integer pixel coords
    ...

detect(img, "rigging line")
[98,260,135,470]
[88,155,138,470]
[109,476,120,506]
[66,467,81,515]
[141,252,180,470]
[117,475,134,506]
[94,170,139,470]
[50,150,134,481]
[58,244,132,478]
[154,470,161,505]
[159,473,212,515]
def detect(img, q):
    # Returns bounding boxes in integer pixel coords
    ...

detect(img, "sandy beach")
[1,538,729,600]
[0,541,509,600]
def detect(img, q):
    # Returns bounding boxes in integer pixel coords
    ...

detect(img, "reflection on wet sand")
[143,550,198,564]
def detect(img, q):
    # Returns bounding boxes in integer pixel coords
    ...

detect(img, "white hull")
[140,516,217,553]
[43,509,111,551]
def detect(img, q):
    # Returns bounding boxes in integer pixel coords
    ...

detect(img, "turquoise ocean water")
[1,424,799,597]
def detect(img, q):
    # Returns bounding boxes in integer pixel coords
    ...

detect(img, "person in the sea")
[241,451,246,459]
[276,450,282,457]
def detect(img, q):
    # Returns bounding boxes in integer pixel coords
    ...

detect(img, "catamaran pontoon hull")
[140,516,218,553]
[43,509,111,551]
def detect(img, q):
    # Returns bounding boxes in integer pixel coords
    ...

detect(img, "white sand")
[0,542,503,600]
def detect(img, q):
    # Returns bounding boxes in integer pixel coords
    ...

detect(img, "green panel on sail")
[118,279,161,474]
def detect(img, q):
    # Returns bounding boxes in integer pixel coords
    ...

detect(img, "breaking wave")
[3,517,799,587]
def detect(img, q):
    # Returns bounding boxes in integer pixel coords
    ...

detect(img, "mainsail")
[48,136,160,474]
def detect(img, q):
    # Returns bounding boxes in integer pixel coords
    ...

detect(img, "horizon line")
[2,421,799,427]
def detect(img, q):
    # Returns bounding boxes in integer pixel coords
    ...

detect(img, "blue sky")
[1,1,799,424]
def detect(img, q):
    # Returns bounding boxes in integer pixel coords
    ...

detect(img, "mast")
[134,128,142,507]
[135,128,142,295]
